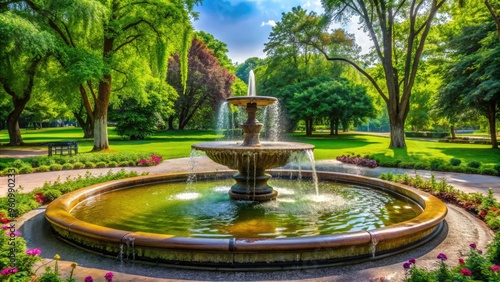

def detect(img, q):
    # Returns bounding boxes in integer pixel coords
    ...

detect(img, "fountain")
[192,71,313,201]
[45,71,447,270]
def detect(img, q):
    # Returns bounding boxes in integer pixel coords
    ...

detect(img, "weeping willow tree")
[0,10,55,145]
[3,0,199,150]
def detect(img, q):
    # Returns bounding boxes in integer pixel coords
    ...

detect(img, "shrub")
[137,154,164,167]
[430,159,445,170]
[464,167,480,174]
[3,167,18,174]
[468,161,482,168]
[19,165,33,174]
[49,164,63,171]
[96,161,107,168]
[42,189,62,201]
[128,160,136,166]
[481,168,498,176]
[108,161,118,168]
[119,161,130,167]
[36,165,50,172]
[450,158,462,166]
[85,162,96,168]
[398,162,415,169]
[109,97,159,140]
[62,163,74,170]
[414,162,429,170]
[451,166,467,173]
[73,162,85,169]
[494,164,500,175]
[12,159,26,168]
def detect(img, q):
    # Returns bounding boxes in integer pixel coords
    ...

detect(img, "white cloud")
[261,20,276,27]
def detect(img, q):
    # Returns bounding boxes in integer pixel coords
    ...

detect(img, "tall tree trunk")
[168,116,175,130]
[92,33,114,151]
[73,111,94,138]
[93,74,111,151]
[450,125,456,139]
[388,111,407,148]
[487,101,498,149]
[305,118,313,136]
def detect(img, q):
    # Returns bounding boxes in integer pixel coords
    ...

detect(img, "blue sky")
[192,0,371,64]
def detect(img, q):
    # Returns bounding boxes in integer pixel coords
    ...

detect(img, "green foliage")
[95,161,106,168]
[62,163,73,170]
[468,161,482,168]
[42,189,62,201]
[49,164,63,171]
[494,164,500,175]
[0,230,41,280]
[19,165,33,174]
[73,162,84,169]
[450,158,462,166]
[109,97,160,140]
[36,165,50,172]
[84,162,96,168]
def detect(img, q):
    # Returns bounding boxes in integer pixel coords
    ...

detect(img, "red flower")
[491,265,500,272]
[480,211,486,216]
[459,258,465,265]
[0,218,9,224]
[460,268,472,276]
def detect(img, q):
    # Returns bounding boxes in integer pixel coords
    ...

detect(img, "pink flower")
[104,271,114,282]
[470,243,477,249]
[459,258,465,265]
[460,268,472,276]
[6,231,21,236]
[1,267,18,275]
[26,248,41,256]
[437,253,447,261]
[408,258,416,264]
[403,262,411,269]
[85,276,93,282]
[1,225,8,230]
[491,265,500,272]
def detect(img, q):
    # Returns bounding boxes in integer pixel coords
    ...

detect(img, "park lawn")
[0,127,222,159]
[1,127,499,168]
[291,132,500,168]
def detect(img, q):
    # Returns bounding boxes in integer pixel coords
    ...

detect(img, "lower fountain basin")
[45,170,447,270]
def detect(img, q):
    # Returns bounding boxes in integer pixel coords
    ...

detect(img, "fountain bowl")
[45,170,447,270]
[192,141,314,171]
[227,96,277,107]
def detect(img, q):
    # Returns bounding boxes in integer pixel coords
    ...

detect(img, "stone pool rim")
[45,170,447,270]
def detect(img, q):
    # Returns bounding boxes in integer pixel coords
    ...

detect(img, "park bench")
[47,141,78,156]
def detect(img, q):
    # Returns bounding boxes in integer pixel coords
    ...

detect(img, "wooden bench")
[48,141,78,156]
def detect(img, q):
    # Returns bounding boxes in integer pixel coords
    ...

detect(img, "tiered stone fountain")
[192,93,313,201]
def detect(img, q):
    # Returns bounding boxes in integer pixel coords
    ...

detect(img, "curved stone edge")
[45,170,447,268]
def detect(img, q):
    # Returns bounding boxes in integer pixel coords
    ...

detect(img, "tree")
[317,0,447,148]
[167,38,234,130]
[288,78,375,135]
[13,0,199,150]
[0,11,55,145]
[438,20,500,148]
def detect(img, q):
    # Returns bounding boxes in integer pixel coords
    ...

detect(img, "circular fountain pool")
[46,170,447,270]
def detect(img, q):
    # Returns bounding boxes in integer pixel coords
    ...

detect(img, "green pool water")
[71,178,422,238]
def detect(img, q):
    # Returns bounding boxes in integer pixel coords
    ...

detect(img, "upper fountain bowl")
[227,96,277,107]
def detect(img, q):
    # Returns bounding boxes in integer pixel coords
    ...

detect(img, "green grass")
[290,132,500,168]
[1,127,499,169]
[0,127,222,159]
